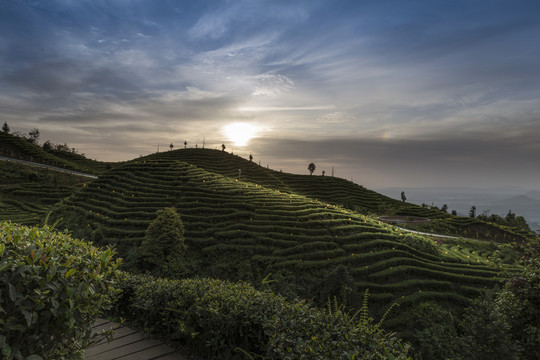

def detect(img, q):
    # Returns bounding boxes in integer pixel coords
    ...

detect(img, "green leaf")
[25,355,44,360]
[22,310,33,327]
[2,343,11,357]
[65,268,76,278]
[8,283,16,302]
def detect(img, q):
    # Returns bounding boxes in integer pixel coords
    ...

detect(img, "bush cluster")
[114,273,411,360]
[0,221,121,359]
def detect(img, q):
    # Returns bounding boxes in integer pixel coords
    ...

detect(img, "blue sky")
[1,0,539,188]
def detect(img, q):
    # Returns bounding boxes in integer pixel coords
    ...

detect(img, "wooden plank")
[85,333,147,357]
[84,319,187,360]
[113,344,178,360]
[86,338,163,359]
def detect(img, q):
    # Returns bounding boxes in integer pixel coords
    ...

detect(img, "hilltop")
[1,135,538,358]
[41,150,513,326]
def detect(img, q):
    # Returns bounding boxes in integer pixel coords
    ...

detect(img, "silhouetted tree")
[308,162,316,175]
[451,210,457,216]
[401,191,407,202]
[441,204,448,213]
[249,153,253,162]
[2,121,9,133]
[169,143,174,151]
[222,143,226,152]
[184,141,187,149]
[505,210,515,222]
[322,170,325,176]
[42,140,52,152]
[27,128,40,145]
[469,206,476,218]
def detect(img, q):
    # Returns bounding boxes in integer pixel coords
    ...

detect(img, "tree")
[140,208,186,267]
[308,162,316,175]
[222,143,226,152]
[319,265,357,307]
[401,191,406,202]
[409,302,458,360]
[469,206,476,218]
[455,290,519,360]
[322,170,325,176]
[27,128,40,145]
[2,121,9,133]
[184,141,187,149]
[498,247,540,359]
[169,143,174,151]
[441,204,448,213]
[451,210,457,216]
[249,153,253,162]
[42,140,52,152]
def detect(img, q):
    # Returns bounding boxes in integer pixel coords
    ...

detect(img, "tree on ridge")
[308,162,316,175]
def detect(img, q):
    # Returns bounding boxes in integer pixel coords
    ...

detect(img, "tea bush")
[114,273,411,360]
[0,221,121,359]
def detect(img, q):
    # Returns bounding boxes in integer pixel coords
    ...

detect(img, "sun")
[222,123,260,146]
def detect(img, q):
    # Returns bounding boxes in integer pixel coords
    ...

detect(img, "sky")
[1,0,539,189]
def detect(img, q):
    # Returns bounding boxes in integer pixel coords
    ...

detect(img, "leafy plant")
[0,221,121,359]
[139,207,186,268]
[114,273,411,360]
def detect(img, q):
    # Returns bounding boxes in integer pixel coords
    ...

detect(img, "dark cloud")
[0,1,539,189]
[250,131,540,188]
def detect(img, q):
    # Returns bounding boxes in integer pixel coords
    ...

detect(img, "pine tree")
[2,121,9,133]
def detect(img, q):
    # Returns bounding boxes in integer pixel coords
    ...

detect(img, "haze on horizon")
[1,0,539,190]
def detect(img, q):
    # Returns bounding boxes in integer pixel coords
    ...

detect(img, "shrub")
[114,273,411,360]
[139,207,186,267]
[0,221,121,359]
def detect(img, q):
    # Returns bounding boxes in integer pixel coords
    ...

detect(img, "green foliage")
[398,234,439,255]
[319,265,357,307]
[455,289,519,360]
[0,221,121,359]
[408,302,458,360]
[498,244,540,360]
[114,273,411,360]
[139,207,186,269]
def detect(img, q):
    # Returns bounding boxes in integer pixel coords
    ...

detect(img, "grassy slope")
[0,131,114,175]
[141,149,533,242]
[0,161,86,225]
[47,150,512,332]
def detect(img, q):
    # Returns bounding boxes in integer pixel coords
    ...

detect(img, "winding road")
[0,155,98,179]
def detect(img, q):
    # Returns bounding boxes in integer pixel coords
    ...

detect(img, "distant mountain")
[377,187,540,233]
[525,190,540,200]
[489,195,540,208]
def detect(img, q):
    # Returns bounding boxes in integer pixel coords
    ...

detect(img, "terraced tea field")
[0,161,86,225]
[47,152,510,330]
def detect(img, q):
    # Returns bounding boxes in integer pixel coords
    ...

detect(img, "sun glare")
[223,123,260,146]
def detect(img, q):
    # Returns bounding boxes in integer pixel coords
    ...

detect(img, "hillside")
[0,160,86,225]
[141,149,535,242]
[47,150,513,332]
[0,131,114,175]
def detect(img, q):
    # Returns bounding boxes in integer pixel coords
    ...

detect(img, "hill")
[0,131,114,175]
[0,160,87,225]
[47,150,513,332]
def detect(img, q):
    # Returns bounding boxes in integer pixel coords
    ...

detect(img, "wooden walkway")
[85,319,187,360]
